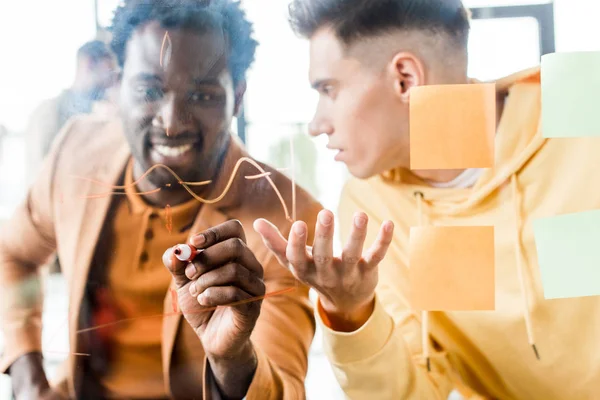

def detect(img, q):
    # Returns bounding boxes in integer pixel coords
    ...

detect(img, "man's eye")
[190,92,224,103]
[321,85,334,96]
[190,92,213,102]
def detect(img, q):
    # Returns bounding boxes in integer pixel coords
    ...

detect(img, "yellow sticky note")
[410,84,496,170]
[409,226,495,311]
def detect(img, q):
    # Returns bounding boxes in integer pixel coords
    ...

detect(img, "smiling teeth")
[154,144,193,157]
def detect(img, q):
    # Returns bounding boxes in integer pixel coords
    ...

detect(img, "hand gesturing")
[254,209,394,331]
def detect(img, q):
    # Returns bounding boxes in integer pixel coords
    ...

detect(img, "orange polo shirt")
[100,160,200,399]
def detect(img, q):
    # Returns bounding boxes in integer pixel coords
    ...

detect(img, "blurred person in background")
[25,40,117,274]
[25,39,118,182]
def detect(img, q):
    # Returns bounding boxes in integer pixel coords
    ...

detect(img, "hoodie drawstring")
[415,191,431,371]
[510,174,540,360]
[415,176,539,372]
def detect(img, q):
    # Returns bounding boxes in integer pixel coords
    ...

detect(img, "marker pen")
[173,243,200,262]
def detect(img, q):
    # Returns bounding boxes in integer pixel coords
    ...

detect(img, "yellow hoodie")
[317,67,600,400]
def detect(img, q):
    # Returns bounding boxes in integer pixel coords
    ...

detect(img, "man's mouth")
[147,138,201,168]
[153,143,194,158]
[326,144,345,161]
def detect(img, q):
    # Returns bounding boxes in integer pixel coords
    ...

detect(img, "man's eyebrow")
[133,73,162,82]
[193,77,222,85]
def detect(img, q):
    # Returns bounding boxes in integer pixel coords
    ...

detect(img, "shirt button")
[140,251,149,263]
[145,229,154,240]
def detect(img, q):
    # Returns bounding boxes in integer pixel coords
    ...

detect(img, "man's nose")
[308,112,334,137]
[156,93,195,136]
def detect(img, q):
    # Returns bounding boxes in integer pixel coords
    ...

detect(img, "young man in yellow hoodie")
[255,0,600,399]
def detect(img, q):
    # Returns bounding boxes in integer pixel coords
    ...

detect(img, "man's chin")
[347,157,390,180]
[145,175,176,191]
[150,166,211,191]
[142,163,181,188]
[347,163,373,180]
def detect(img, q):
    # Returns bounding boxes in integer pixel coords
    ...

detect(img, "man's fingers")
[190,219,246,249]
[253,218,289,267]
[186,238,264,280]
[364,221,394,268]
[342,212,368,266]
[312,210,335,268]
[197,286,261,309]
[287,221,312,276]
[163,247,191,288]
[189,263,265,298]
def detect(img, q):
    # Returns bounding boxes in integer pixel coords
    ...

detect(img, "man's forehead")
[310,27,345,60]
[308,28,345,78]
[309,28,370,82]
[125,21,228,75]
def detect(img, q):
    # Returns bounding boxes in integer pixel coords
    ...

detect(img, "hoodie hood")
[389,66,547,374]
[381,66,546,217]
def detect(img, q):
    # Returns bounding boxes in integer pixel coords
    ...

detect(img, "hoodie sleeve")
[316,180,457,399]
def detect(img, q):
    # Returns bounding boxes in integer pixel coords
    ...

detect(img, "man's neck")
[134,170,200,208]
[408,81,509,186]
[412,169,465,184]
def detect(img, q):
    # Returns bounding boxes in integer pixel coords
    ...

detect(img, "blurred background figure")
[23,39,117,275]
[25,39,117,182]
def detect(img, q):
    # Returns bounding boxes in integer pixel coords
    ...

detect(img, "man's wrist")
[207,341,258,399]
[318,296,376,332]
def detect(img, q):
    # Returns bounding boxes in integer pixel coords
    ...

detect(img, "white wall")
[0,1,96,132]
[554,0,600,52]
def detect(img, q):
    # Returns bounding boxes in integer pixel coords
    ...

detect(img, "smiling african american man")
[0,1,321,399]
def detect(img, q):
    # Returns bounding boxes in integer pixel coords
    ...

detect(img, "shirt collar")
[124,158,200,233]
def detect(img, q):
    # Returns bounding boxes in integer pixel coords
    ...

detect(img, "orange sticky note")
[409,226,495,311]
[410,83,496,170]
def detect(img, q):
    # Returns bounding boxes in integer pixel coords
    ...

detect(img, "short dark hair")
[77,40,113,64]
[288,0,471,47]
[109,0,257,84]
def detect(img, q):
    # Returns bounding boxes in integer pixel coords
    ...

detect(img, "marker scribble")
[76,286,296,336]
[165,204,173,234]
[73,156,294,222]
[160,31,172,69]
[57,138,301,356]
[170,287,178,313]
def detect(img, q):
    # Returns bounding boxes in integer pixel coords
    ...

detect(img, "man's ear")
[233,81,247,117]
[389,52,425,103]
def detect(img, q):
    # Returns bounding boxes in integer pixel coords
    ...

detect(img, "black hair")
[109,0,257,84]
[289,0,470,47]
